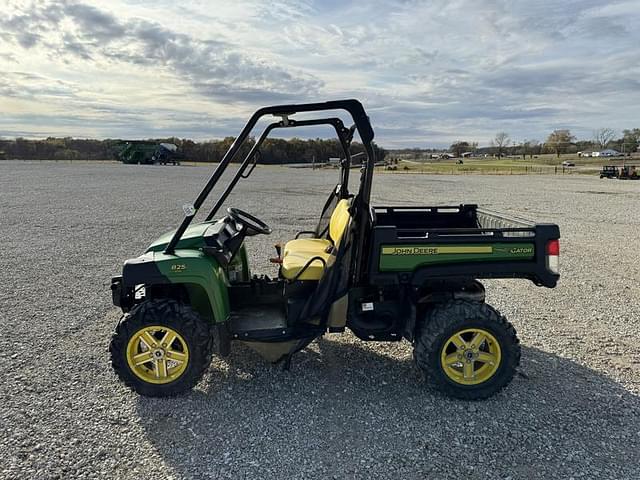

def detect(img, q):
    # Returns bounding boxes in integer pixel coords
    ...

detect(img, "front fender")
[122,250,230,323]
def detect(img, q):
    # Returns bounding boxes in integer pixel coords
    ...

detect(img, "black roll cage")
[163,99,377,283]
[206,116,353,221]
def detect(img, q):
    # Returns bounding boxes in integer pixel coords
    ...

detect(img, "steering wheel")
[227,207,272,236]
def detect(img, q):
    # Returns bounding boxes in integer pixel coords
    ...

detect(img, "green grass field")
[7,152,639,176]
[379,153,640,175]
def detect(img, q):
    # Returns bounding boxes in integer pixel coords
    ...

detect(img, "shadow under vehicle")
[109,99,560,400]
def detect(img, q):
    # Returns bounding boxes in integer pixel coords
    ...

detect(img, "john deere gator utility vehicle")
[109,100,560,400]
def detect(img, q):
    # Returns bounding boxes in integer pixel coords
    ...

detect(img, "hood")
[146,221,215,252]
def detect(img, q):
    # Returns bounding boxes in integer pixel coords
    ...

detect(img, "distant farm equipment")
[116,141,184,165]
[619,165,639,179]
[600,165,639,180]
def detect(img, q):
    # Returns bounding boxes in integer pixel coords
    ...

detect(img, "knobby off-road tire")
[109,299,214,397]
[414,300,520,400]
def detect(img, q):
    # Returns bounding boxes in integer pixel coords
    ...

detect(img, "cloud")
[0,1,322,101]
[63,3,127,41]
[0,0,639,147]
[0,72,78,99]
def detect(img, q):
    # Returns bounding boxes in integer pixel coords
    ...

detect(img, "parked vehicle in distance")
[599,149,622,158]
[599,165,639,179]
[619,165,639,180]
[116,141,184,165]
[600,165,618,178]
[154,143,183,165]
[562,161,575,167]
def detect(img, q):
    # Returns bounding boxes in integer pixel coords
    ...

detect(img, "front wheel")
[109,299,214,397]
[414,300,520,400]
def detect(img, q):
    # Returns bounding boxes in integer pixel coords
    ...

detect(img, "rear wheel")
[109,299,213,397]
[414,300,520,400]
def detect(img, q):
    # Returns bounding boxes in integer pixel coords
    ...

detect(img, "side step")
[229,306,290,341]
[229,305,325,341]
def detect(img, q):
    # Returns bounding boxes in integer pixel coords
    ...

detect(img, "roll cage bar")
[205,116,354,221]
[164,99,377,282]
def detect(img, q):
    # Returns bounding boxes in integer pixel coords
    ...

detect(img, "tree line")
[448,128,640,158]
[0,136,386,164]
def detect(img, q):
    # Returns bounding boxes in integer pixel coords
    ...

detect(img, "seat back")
[329,199,351,247]
[296,216,354,326]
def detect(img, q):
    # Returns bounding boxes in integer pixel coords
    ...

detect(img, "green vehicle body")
[378,243,535,271]
[116,141,182,165]
[110,99,561,400]
[112,101,559,333]
[120,223,546,327]
[117,142,158,164]
[120,223,251,324]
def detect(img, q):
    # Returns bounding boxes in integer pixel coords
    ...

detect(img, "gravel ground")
[1,161,639,479]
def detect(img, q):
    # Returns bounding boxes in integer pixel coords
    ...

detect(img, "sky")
[1,0,639,148]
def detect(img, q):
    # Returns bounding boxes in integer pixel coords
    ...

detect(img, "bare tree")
[492,132,510,158]
[594,128,615,149]
[521,139,530,160]
[529,140,540,159]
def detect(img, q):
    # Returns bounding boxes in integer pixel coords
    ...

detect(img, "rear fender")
[416,279,486,304]
[406,280,485,342]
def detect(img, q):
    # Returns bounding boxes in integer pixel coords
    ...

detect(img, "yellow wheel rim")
[440,328,502,386]
[126,325,189,385]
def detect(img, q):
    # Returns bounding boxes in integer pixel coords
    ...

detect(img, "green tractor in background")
[116,141,183,165]
[109,100,560,400]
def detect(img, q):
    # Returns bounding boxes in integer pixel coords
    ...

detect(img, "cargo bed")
[368,204,560,287]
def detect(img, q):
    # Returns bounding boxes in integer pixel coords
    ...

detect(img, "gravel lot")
[1,161,639,479]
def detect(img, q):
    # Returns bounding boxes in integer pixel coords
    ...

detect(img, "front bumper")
[111,276,122,307]
[111,275,134,310]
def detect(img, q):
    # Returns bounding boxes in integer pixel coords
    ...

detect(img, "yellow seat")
[281,250,335,281]
[283,238,331,257]
[281,199,351,281]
